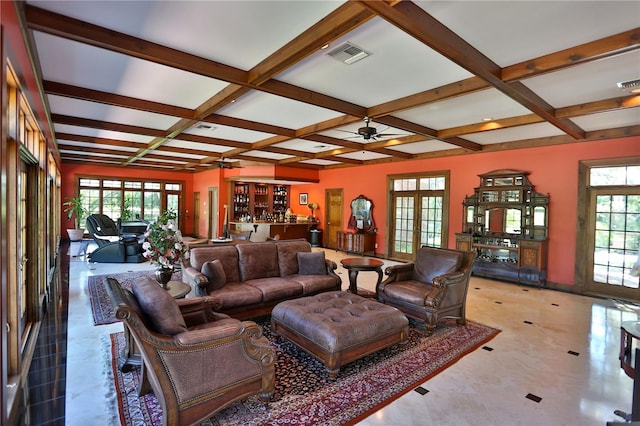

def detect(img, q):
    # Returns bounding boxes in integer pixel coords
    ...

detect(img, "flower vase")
[154,267,173,289]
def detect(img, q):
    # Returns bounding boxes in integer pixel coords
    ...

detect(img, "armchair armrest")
[183,266,209,296]
[176,297,224,327]
[425,270,470,308]
[378,263,414,296]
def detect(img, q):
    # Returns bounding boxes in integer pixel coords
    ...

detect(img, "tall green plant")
[63,194,87,229]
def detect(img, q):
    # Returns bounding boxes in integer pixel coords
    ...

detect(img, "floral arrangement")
[142,210,189,269]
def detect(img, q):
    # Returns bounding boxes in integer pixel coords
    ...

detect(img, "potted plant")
[63,194,87,242]
[141,210,189,288]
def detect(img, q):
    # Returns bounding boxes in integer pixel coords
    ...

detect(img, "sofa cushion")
[201,259,226,292]
[207,282,264,310]
[190,246,240,283]
[276,239,311,276]
[297,251,326,275]
[288,274,340,295]
[246,277,303,302]
[237,242,280,281]
[412,247,463,284]
[132,277,187,335]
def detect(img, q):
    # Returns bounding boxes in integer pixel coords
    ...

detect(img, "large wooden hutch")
[455,170,549,287]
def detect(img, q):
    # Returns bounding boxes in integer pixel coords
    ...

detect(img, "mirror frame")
[347,194,375,233]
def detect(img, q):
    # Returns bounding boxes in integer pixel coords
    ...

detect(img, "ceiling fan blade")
[377,133,408,137]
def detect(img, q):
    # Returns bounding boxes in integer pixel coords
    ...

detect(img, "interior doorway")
[193,192,200,237]
[324,189,343,249]
[208,187,218,239]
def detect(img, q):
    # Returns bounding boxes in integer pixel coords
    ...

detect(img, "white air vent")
[327,42,370,65]
[617,78,640,93]
[194,123,216,131]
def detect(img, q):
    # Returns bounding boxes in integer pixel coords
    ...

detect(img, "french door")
[388,174,448,261]
[585,188,640,299]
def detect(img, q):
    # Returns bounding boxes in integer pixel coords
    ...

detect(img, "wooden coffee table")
[340,257,384,298]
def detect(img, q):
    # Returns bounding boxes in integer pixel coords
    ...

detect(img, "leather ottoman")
[271,291,409,379]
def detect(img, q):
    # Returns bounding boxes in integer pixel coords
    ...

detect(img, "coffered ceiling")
[21,1,640,172]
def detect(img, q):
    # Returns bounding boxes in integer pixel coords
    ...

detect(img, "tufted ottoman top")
[272,291,408,352]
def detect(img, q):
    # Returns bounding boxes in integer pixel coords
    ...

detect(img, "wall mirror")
[484,208,522,235]
[347,194,375,233]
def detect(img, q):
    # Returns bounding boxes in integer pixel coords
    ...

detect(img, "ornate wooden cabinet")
[336,231,376,256]
[456,170,549,287]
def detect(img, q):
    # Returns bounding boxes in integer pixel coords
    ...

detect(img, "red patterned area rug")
[109,317,500,425]
[88,270,181,326]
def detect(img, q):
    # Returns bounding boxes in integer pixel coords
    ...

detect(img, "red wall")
[61,164,195,233]
[62,137,639,286]
[295,136,640,287]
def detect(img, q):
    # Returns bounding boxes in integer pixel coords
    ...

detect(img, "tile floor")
[57,241,638,425]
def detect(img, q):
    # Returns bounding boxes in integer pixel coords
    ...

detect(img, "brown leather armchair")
[377,246,474,335]
[105,276,275,426]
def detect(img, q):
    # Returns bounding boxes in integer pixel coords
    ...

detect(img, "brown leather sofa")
[377,246,474,335]
[183,239,342,319]
[106,276,275,426]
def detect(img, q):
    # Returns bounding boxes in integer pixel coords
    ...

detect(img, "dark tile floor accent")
[26,244,69,425]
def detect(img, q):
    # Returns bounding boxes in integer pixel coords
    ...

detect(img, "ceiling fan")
[340,116,407,141]
[214,157,243,169]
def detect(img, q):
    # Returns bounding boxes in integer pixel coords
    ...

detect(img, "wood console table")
[336,231,375,256]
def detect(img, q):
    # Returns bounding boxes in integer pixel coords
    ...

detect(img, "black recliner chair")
[86,214,146,263]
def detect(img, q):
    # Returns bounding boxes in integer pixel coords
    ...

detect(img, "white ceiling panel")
[419,1,640,66]
[465,122,566,145]
[217,90,344,128]
[276,17,473,107]
[47,95,180,130]
[52,124,155,143]
[571,109,640,131]
[522,51,640,108]
[34,32,229,109]
[394,88,533,129]
[387,139,456,154]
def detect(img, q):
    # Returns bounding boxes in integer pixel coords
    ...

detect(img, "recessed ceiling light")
[481,117,493,122]
[617,78,640,93]
[314,144,328,149]
[320,43,330,50]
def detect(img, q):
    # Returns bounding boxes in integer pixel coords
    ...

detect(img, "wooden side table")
[340,257,384,298]
[165,280,191,299]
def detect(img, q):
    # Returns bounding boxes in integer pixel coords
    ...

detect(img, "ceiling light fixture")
[481,117,493,122]
[617,78,640,93]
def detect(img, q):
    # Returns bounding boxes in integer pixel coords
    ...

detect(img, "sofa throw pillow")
[297,251,326,275]
[132,277,187,336]
[201,259,226,291]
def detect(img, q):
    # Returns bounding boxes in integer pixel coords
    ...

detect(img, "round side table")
[340,257,384,298]
[165,280,191,299]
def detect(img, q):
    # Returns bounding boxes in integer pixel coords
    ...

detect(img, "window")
[77,177,183,224]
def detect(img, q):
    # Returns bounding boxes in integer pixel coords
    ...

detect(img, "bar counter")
[229,221,317,241]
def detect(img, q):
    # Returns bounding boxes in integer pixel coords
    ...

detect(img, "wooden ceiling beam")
[360,0,586,140]
[43,81,195,118]
[502,28,640,82]
[51,114,167,137]
[248,2,375,85]
[25,5,248,85]
[202,114,296,138]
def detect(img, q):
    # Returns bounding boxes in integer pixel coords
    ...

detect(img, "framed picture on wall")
[299,193,308,205]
